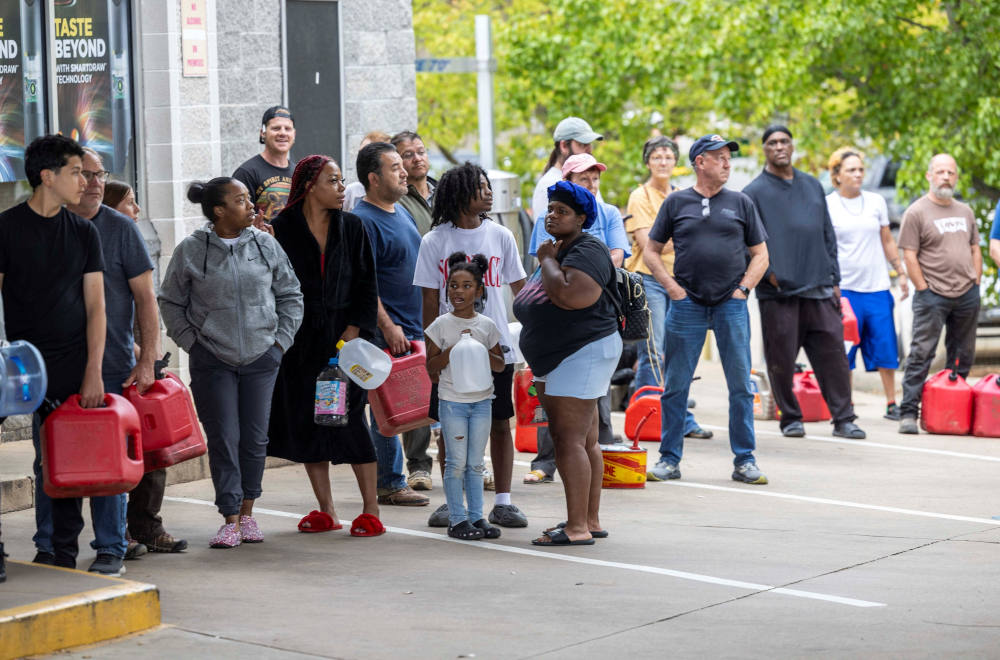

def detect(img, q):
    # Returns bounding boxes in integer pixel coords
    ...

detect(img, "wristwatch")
[736,285,750,296]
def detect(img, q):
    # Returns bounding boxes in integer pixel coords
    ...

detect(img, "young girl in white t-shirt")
[425,252,505,540]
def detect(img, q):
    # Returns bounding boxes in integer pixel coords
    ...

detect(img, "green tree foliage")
[414,1,1000,276]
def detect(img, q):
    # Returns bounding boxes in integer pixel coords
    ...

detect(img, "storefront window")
[0,0,134,208]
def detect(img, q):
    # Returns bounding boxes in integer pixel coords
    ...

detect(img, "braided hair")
[285,154,334,210]
[446,251,489,305]
[431,162,492,228]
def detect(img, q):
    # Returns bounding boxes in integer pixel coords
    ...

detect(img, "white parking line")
[163,495,886,609]
[663,481,1000,526]
[700,423,1000,463]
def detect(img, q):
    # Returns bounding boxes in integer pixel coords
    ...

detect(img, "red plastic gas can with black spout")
[126,371,207,471]
[42,393,144,498]
[971,374,1000,437]
[513,367,546,452]
[920,367,973,435]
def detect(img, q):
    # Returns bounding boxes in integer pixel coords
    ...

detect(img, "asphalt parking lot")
[6,361,1000,658]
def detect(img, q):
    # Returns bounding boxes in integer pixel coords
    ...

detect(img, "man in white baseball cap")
[530,117,603,219]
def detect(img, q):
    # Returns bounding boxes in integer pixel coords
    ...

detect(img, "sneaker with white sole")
[408,470,433,491]
[482,469,495,491]
[732,462,768,485]
[647,461,681,481]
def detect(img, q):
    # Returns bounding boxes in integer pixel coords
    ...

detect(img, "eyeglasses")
[81,170,110,183]
[701,198,710,217]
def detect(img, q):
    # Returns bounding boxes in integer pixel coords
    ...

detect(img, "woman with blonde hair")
[826,147,908,420]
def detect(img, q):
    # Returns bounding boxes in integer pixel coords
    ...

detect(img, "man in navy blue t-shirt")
[643,135,771,486]
[352,142,430,507]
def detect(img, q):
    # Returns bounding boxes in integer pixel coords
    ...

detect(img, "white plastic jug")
[335,338,391,390]
[450,330,493,394]
[0,340,48,416]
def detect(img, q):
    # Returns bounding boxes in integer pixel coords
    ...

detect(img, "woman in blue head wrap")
[513,181,622,546]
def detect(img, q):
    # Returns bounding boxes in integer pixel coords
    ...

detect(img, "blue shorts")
[534,332,623,399]
[843,289,899,371]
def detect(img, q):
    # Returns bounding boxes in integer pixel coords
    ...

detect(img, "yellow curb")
[0,561,161,660]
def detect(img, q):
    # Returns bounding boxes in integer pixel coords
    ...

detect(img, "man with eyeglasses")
[391,130,437,237]
[50,147,178,575]
[743,125,866,441]
[643,135,770,485]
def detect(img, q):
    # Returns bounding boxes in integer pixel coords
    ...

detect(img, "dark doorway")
[285,1,343,165]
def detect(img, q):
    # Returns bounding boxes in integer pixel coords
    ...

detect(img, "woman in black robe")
[268,155,384,537]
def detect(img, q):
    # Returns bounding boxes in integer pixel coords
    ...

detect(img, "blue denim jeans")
[33,375,129,558]
[658,296,756,467]
[634,274,699,434]
[438,398,492,526]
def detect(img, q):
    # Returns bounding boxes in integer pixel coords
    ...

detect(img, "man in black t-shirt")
[233,105,296,229]
[0,135,107,570]
[643,134,770,485]
[743,125,865,441]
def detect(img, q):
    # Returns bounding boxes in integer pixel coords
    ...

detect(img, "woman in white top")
[826,148,908,420]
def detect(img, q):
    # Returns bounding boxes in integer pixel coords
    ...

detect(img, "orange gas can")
[790,370,831,422]
[841,297,860,345]
[971,374,1000,438]
[624,386,663,441]
[921,368,972,435]
[126,372,207,471]
[514,425,538,453]
[514,368,547,427]
[42,394,144,498]
[369,341,433,436]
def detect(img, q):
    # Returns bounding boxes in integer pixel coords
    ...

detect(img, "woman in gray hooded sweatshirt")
[159,177,303,549]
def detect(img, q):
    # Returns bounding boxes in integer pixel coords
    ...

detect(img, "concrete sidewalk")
[3,360,1000,657]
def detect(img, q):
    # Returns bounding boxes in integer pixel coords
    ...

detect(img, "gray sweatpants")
[189,343,281,517]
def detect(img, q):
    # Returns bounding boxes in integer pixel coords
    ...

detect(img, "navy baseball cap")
[547,180,598,229]
[688,134,739,164]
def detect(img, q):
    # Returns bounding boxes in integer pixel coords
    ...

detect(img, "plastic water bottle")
[335,338,392,390]
[314,358,349,426]
[0,340,48,417]
[450,330,493,394]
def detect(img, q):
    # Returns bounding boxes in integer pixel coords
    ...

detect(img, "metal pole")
[475,15,495,170]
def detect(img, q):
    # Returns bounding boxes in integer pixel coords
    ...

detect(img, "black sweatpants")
[759,295,856,427]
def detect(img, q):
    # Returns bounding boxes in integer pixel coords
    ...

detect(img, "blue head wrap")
[547,180,598,229]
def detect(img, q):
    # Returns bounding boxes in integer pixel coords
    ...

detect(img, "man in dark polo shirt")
[743,125,866,440]
[642,135,770,485]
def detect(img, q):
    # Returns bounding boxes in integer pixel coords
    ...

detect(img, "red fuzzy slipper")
[350,513,385,537]
[298,510,341,533]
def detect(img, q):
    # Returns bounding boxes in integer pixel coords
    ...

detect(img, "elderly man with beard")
[896,154,981,434]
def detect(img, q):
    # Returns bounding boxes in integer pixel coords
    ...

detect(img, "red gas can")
[624,386,663,441]
[790,370,831,422]
[42,394,144,498]
[370,341,433,436]
[921,368,973,435]
[514,425,538,453]
[514,368,547,427]
[126,372,207,471]
[841,297,860,345]
[971,374,1000,438]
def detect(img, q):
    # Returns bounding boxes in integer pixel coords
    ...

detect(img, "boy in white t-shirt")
[413,163,529,529]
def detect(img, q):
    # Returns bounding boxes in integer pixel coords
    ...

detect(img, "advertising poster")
[0,1,45,183]
[55,0,132,173]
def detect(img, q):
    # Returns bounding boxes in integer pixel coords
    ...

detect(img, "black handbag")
[608,268,650,342]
